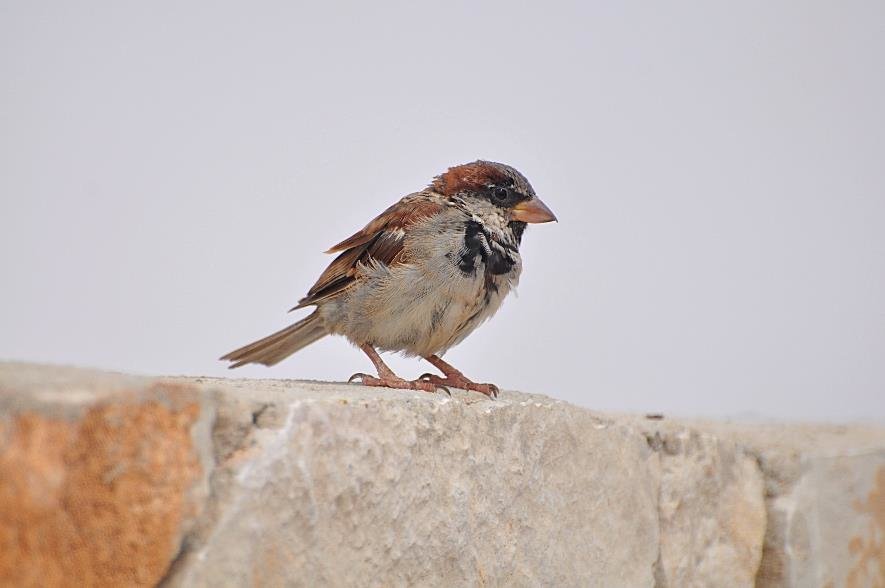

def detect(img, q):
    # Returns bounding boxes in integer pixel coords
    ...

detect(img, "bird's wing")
[291,194,445,310]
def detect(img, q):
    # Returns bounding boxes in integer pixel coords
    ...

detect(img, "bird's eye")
[493,187,509,202]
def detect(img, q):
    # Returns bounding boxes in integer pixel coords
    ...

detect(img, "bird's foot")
[348,373,447,394]
[418,373,499,398]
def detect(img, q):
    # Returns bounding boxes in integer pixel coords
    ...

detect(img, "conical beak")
[511,196,557,223]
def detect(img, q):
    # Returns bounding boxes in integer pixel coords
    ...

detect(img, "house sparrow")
[221,160,556,397]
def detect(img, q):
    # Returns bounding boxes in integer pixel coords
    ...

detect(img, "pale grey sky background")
[2,1,883,422]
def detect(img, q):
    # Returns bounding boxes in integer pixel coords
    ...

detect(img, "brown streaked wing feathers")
[290,196,443,310]
[324,200,400,254]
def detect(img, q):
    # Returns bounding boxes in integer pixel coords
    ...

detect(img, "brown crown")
[430,161,512,197]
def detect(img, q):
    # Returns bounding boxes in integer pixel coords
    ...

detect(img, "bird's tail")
[220,310,328,368]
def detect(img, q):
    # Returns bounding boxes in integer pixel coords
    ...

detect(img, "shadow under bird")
[221,160,557,396]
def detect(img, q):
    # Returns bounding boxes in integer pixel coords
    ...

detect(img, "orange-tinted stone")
[0,396,202,588]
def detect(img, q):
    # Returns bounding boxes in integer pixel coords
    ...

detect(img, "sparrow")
[221,160,556,397]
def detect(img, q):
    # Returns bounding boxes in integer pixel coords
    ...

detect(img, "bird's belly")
[336,260,513,357]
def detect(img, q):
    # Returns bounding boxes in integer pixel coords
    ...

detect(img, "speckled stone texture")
[0,364,212,588]
[686,421,885,587]
[642,425,766,586]
[169,379,660,587]
[1,363,883,587]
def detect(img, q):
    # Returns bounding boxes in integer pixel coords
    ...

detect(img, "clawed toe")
[349,346,492,396]
[469,382,498,399]
[419,374,498,399]
[348,372,442,394]
[416,374,451,396]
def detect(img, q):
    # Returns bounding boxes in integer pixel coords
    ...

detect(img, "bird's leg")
[419,355,499,398]
[349,344,442,393]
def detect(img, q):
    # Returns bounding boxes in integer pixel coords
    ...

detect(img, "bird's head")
[430,160,556,244]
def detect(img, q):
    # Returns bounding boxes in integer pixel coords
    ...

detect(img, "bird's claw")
[348,372,445,394]
[419,373,498,399]
[417,373,450,395]
[348,372,371,384]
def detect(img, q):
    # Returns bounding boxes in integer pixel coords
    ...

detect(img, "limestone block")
[0,363,212,588]
[2,362,883,587]
[167,380,660,587]
[642,424,766,587]
[702,423,885,587]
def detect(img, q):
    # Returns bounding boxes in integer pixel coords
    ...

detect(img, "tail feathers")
[220,310,328,369]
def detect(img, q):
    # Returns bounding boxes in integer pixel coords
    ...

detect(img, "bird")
[220,160,556,397]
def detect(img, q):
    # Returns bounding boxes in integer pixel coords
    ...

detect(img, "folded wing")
[291,194,444,310]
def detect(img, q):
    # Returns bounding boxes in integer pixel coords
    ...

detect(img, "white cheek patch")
[468,202,508,238]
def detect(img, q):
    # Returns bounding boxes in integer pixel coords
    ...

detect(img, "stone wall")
[1,363,883,587]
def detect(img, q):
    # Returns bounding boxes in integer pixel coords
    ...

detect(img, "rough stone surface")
[642,425,766,587]
[168,378,660,587]
[0,364,212,588]
[1,362,884,587]
[691,422,885,587]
